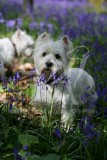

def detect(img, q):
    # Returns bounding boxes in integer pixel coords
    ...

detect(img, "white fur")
[34,32,98,127]
[0,29,34,74]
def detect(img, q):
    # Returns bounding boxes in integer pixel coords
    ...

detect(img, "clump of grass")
[0,69,107,160]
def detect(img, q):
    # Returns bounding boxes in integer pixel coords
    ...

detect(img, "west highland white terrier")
[0,29,34,75]
[33,32,98,128]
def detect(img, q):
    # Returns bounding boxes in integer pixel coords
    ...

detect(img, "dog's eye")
[55,54,60,59]
[42,52,47,57]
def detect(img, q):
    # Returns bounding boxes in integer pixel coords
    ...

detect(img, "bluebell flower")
[7,87,13,92]
[13,76,17,85]
[0,18,5,24]
[78,117,85,130]
[9,77,12,82]
[15,72,21,80]
[13,147,21,160]
[6,20,16,29]
[53,127,62,139]
[47,23,53,33]
[36,74,46,89]
[52,73,64,86]
[52,73,57,80]
[13,72,21,85]
[16,18,23,28]
[104,108,107,118]
[40,74,46,82]
[9,95,16,102]
[1,76,7,90]
[29,22,38,30]
[40,22,46,32]
[85,124,99,140]
[8,103,13,112]
[0,12,3,19]
[30,68,36,79]
[23,145,28,151]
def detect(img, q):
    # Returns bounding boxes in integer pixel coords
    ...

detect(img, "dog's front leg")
[4,63,13,76]
[61,101,74,129]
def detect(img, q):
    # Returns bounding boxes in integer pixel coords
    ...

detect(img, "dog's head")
[34,32,73,81]
[11,29,34,57]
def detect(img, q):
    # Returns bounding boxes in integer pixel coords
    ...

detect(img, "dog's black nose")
[46,62,53,68]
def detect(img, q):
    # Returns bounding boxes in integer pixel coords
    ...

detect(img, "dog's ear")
[40,32,49,39]
[35,32,52,46]
[15,29,26,38]
[61,35,73,52]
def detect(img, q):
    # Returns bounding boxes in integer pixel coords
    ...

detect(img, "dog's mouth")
[41,68,63,84]
[41,68,52,81]
[41,68,56,84]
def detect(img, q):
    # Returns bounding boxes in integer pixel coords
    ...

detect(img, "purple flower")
[85,123,99,139]
[104,108,107,118]
[102,87,107,97]
[9,95,16,102]
[39,74,46,83]
[23,145,28,151]
[15,72,21,80]
[78,117,85,130]
[0,12,3,19]
[40,22,46,32]
[6,20,16,28]
[37,74,46,87]
[51,73,63,86]
[53,128,62,138]
[29,22,38,30]
[0,18,5,24]
[13,72,21,85]
[7,87,12,92]
[30,68,36,79]
[47,23,53,33]
[79,116,100,141]
[16,18,23,28]
[8,103,13,112]
[52,73,57,80]
[1,76,7,90]
[13,147,21,160]
[9,77,12,82]
[22,145,32,157]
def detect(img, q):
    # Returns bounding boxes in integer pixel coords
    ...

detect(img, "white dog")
[34,32,98,128]
[0,29,34,75]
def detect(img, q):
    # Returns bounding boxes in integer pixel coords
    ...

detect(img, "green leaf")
[24,84,36,100]
[29,84,37,100]
[40,154,60,160]
[27,155,41,160]
[63,155,71,160]
[18,134,39,146]
[19,150,26,158]
[0,85,4,93]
